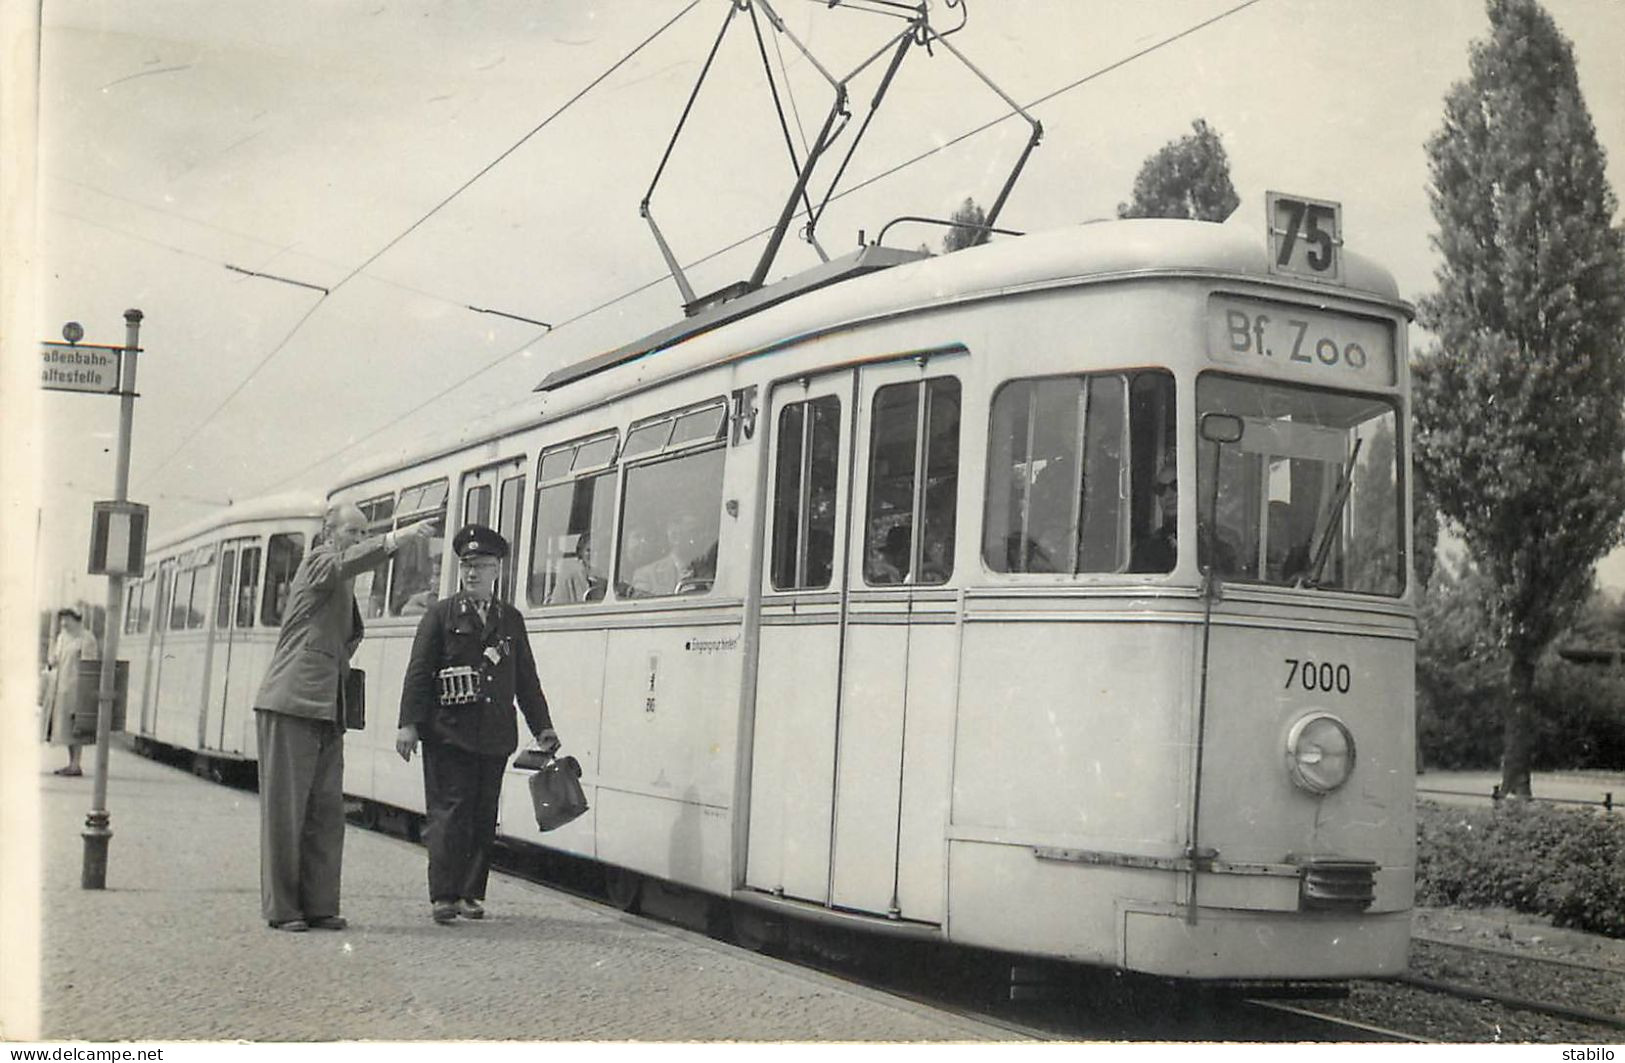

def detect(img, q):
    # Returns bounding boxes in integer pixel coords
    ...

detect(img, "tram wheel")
[604,866,643,913]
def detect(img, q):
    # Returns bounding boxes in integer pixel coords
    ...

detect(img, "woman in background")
[43,608,99,776]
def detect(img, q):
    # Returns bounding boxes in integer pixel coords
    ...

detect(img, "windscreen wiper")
[1301,437,1363,589]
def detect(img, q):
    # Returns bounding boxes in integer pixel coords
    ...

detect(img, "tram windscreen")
[1196,375,1402,595]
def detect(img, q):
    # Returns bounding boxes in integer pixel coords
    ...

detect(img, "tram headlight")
[1284,713,1356,795]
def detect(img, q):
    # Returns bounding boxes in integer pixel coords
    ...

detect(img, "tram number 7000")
[1284,658,1351,694]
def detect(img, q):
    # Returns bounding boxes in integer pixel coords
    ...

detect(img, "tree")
[1116,118,1240,223]
[1413,0,1625,796]
[942,197,988,253]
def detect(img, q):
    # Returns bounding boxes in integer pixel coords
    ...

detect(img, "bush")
[1417,565,1625,771]
[1416,799,1625,937]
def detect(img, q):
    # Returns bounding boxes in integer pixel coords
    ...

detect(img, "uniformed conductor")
[396,524,559,924]
[255,501,433,931]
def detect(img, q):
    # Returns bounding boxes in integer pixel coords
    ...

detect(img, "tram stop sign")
[88,501,148,577]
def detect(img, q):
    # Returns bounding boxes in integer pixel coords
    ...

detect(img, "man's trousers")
[420,741,507,903]
[256,710,345,924]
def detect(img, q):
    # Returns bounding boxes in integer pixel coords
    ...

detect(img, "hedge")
[1415,798,1625,938]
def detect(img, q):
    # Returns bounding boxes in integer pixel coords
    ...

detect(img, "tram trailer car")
[137,211,1417,982]
[122,494,323,768]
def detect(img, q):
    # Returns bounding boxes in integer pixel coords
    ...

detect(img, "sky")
[16,0,1625,607]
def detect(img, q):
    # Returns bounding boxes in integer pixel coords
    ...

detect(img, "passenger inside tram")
[867,522,911,584]
[629,513,714,597]
[545,533,605,604]
[400,553,443,614]
[1129,459,1179,573]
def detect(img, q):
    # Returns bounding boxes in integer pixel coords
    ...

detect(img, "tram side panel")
[493,622,607,857]
[949,613,1196,965]
[151,632,208,751]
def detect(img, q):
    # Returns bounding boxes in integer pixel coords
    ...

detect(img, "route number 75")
[1267,192,1342,282]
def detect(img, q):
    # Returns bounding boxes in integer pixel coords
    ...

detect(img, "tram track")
[481,827,1440,1042]
[153,750,1618,1045]
[1277,936,1625,1042]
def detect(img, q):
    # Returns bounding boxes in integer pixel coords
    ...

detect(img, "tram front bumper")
[1120,904,1411,980]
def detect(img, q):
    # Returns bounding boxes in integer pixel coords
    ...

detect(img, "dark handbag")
[524,754,588,832]
[342,668,366,730]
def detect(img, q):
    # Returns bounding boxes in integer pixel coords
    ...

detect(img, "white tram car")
[128,208,1416,981]
[122,494,323,764]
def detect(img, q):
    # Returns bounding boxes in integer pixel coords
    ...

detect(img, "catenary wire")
[248,0,1266,497]
[133,0,702,491]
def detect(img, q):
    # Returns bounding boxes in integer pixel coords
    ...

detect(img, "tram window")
[170,561,194,630]
[622,420,674,461]
[617,447,725,599]
[986,371,1170,575]
[388,516,444,616]
[572,433,618,471]
[671,404,727,446]
[236,547,261,628]
[624,399,726,462]
[124,583,141,635]
[188,551,213,629]
[863,378,960,586]
[352,494,395,619]
[530,470,615,606]
[496,474,525,604]
[465,484,492,528]
[388,479,447,616]
[1197,374,1402,595]
[153,565,173,635]
[262,533,306,627]
[216,548,237,627]
[771,396,840,590]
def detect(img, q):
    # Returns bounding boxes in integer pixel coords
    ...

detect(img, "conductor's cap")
[453,524,509,560]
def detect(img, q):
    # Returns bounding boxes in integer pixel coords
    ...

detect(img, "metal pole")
[82,308,141,889]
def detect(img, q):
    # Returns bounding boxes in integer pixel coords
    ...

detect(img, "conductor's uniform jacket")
[399,592,552,902]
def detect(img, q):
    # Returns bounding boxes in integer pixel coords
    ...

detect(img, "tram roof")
[326,218,1408,499]
[147,491,325,556]
[535,218,1407,395]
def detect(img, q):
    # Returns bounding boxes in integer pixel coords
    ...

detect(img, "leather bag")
[342,668,366,731]
[524,754,588,832]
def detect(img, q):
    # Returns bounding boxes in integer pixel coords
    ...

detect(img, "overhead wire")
[253,0,1266,495]
[134,0,703,491]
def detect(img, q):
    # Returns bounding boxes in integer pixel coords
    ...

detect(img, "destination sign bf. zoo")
[1207,297,1396,387]
[40,342,123,394]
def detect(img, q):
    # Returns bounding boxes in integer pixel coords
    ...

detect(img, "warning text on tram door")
[1266,192,1343,284]
[40,342,123,394]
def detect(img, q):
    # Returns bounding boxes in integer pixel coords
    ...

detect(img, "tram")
[125,199,1416,981]
[122,494,322,765]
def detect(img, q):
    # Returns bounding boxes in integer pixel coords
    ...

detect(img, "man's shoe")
[457,898,485,920]
[307,916,348,931]
[269,919,309,932]
[432,902,459,925]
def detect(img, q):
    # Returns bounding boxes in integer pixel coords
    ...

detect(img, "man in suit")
[396,524,559,924]
[254,501,432,931]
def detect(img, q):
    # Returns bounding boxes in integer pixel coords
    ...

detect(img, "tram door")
[200,537,257,751]
[748,355,962,922]
[749,374,852,905]
[139,558,176,735]
[457,459,526,603]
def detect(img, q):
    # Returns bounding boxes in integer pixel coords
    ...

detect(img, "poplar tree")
[1413,0,1625,796]
[943,197,989,253]
[1116,119,1239,223]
